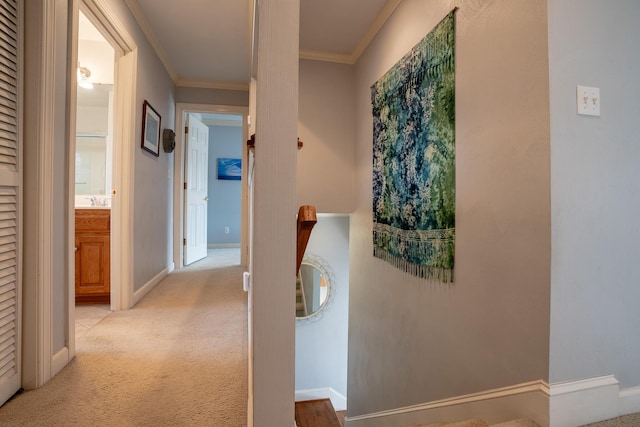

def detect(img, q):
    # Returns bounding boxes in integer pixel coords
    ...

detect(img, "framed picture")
[141,100,161,156]
[217,158,242,180]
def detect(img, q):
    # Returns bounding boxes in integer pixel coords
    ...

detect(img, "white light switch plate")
[577,85,600,116]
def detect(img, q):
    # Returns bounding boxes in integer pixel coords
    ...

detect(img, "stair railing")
[296,205,317,276]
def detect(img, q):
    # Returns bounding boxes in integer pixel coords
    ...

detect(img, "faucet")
[89,196,108,207]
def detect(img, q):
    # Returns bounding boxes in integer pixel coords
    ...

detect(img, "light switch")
[577,85,600,116]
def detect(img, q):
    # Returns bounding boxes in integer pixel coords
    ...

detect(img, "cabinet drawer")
[75,209,110,233]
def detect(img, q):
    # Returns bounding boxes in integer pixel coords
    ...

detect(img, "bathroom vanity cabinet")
[75,209,110,304]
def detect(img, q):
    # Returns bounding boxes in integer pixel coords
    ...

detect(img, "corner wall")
[295,215,350,405]
[549,0,640,390]
[348,0,551,419]
[102,0,177,292]
[298,59,354,213]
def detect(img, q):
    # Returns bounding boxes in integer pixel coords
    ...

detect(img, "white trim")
[177,79,249,91]
[620,386,640,416]
[83,0,137,311]
[298,0,401,66]
[345,380,549,427]
[549,375,618,396]
[67,0,80,366]
[51,346,69,377]
[122,0,400,84]
[208,243,241,249]
[133,267,169,306]
[167,262,175,274]
[84,0,135,52]
[38,0,57,386]
[14,0,24,398]
[122,0,177,82]
[295,388,347,412]
[200,117,243,128]
[549,375,620,427]
[316,213,351,218]
[71,0,137,316]
[111,48,137,311]
[350,0,401,63]
[173,104,249,271]
[299,49,354,65]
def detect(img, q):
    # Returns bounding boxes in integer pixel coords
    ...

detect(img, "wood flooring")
[295,399,341,427]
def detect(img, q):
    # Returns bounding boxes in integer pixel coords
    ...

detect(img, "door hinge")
[185,126,189,134]
[184,182,187,190]
[183,238,186,246]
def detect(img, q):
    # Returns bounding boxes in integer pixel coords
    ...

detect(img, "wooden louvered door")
[0,0,21,407]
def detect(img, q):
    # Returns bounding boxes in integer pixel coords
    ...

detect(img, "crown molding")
[176,79,250,91]
[350,0,401,63]
[298,0,401,66]
[299,49,354,65]
[125,0,400,84]
[123,0,178,82]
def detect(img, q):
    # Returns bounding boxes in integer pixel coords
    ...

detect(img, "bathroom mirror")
[75,84,113,196]
[296,253,335,321]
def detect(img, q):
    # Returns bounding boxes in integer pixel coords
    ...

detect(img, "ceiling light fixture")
[77,65,94,89]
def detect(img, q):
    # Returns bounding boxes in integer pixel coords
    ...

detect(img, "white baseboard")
[344,376,640,427]
[208,243,240,249]
[345,380,549,427]
[549,375,640,426]
[549,375,620,427]
[295,387,347,412]
[167,262,175,274]
[133,267,169,305]
[51,346,69,377]
[620,386,640,416]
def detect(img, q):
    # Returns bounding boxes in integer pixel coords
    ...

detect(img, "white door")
[184,114,209,265]
[0,0,22,406]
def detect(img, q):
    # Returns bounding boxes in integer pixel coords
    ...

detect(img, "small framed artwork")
[141,100,161,157]
[217,158,242,180]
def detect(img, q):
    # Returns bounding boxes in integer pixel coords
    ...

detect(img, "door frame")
[173,104,249,269]
[65,0,136,367]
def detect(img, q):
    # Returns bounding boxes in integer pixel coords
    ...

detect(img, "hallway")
[0,250,247,426]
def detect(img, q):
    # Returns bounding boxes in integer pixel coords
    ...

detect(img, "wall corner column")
[250,0,300,425]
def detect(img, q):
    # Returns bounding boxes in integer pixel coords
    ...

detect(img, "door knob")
[204,197,209,201]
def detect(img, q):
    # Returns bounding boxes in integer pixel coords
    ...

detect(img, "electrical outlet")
[224,227,229,234]
[577,85,600,116]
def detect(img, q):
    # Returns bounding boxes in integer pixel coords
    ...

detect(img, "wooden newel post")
[296,205,317,276]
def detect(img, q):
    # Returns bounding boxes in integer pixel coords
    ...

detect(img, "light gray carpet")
[0,256,247,426]
[582,413,640,427]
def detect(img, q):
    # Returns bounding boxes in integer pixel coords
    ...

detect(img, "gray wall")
[548,0,640,388]
[207,125,242,245]
[297,60,355,213]
[295,215,350,399]
[348,0,551,417]
[99,0,177,292]
[176,87,248,107]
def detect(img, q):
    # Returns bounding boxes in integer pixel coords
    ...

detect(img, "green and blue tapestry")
[371,10,456,282]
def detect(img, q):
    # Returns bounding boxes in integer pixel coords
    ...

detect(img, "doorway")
[73,10,115,305]
[173,105,249,270]
[65,0,138,371]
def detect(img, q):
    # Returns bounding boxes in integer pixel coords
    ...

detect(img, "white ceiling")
[124,0,400,90]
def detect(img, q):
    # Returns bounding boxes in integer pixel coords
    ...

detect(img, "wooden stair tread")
[295,398,341,427]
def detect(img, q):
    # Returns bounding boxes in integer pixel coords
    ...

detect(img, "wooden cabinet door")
[75,234,110,303]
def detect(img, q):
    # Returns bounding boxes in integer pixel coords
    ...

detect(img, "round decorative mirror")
[296,253,335,322]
